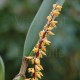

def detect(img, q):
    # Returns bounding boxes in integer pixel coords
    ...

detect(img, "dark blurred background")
[0,0,80,80]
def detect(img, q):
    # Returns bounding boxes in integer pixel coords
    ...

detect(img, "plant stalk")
[13,56,28,80]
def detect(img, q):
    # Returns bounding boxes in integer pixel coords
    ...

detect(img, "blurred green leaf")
[0,56,5,80]
[23,0,65,56]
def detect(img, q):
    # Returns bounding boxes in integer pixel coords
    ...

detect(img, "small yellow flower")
[35,65,41,71]
[51,10,60,17]
[39,31,44,37]
[40,50,46,56]
[47,27,54,31]
[38,53,43,58]
[35,58,40,65]
[47,31,55,35]
[53,4,57,8]
[51,21,58,27]
[28,68,34,73]
[44,25,47,30]
[33,47,38,53]
[53,4,62,11]
[36,72,41,79]
[38,65,43,70]
[36,43,39,47]
[38,72,43,76]
[41,46,46,51]
[36,72,43,79]
[41,42,45,47]
[57,5,62,11]
[45,40,51,45]
[47,16,52,22]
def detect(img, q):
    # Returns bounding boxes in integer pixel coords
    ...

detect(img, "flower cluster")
[25,3,62,80]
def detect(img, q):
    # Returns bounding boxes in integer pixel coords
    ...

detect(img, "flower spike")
[26,3,62,80]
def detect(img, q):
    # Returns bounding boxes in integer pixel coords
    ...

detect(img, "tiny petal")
[35,58,40,65]
[47,16,52,22]
[36,72,41,79]
[38,72,43,76]
[41,46,46,52]
[44,25,47,30]
[39,31,44,37]
[26,56,33,60]
[38,53,43,58]
[57,5,62,11]
[51,21,58,27]
[51,10,60,17]
[38,64,44,70]
[28,68,34,73]
[36,71,43,79]
[47,27,54,31]
[45,39,51,45]
[53,4,57,8]
[33,47,38,53]
[35,65,41,70]
[40,50,46,56]
[36,43,39,47]
[47,31,55,35]
[41,42,45,46]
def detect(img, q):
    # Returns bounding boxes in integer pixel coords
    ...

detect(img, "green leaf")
[23,0,65,56]
[0,56,5,80]
[57,0,65,5]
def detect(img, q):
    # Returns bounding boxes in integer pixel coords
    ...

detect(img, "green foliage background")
[0,0,80,80]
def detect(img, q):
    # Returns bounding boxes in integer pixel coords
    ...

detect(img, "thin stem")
[13,57,28,80]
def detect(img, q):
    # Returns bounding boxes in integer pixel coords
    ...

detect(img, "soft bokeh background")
[0,0,80,80]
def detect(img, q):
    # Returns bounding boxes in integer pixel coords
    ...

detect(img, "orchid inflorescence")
[25,3,62,80]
